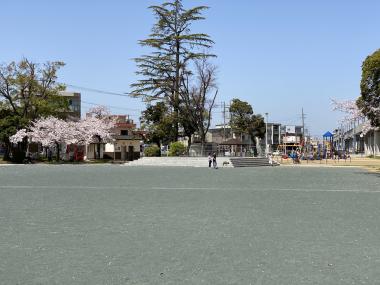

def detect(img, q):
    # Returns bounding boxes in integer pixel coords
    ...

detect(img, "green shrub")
[144,145,160,157]
[168,142,186,156]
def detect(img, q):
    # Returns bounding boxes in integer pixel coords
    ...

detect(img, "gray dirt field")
[0,165,380,284]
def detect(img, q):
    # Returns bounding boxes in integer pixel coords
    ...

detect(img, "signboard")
[286,125,296,134]
[284,136,297,143]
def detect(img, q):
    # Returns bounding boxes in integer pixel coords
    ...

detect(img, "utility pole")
[222,101,226,142]
[301,108,306,151]
[265,112,269,156]
[301,108,305,140]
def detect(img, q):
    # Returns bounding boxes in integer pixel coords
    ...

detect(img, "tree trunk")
[93,145,96,160]
[187,136,192,156]
[157,141,162,157]
[240,133,243,157]
[3,142,11,161]
[11,139,28,163]
[252,137,258,157]
[96,135,101,159]
[200,134,206,156]
[97,143,101,159]
[56,142,60,162]
[174,4,180,141]
[174,51,180,141]
[74,145,77,161]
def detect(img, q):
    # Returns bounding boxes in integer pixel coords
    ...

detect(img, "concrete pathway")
[125,157,233,168]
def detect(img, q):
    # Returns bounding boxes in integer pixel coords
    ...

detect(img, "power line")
[81,107,140,120]
[63,83,144,116]
[64,84,131,97]
[81,102,141,119]
[81,100,142,112]
[63,83,155,100]
[64,84,230,112]
[65,83,233,119]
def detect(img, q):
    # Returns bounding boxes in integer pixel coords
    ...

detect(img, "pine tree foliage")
[131,0,215,140]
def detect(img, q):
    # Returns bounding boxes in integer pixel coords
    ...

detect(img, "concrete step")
[125,157,279,168]
[230,157,279,168]
[125,157,233,168]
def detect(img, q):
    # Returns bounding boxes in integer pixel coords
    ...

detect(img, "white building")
[334,119,379,156]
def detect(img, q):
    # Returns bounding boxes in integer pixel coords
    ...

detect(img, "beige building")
[104,115,142,161]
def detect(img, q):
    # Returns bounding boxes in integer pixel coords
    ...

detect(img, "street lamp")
[265,112,269,156]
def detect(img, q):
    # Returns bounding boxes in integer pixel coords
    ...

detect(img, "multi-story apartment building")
[266,123,282,151]
[59,91,81,120]
[278,125,305,153]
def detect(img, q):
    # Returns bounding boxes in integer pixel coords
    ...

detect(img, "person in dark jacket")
[212,153,217,169]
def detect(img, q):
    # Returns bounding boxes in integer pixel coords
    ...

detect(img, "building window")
[121,130,129,136]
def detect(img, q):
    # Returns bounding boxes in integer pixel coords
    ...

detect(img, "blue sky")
[2,0,380,136]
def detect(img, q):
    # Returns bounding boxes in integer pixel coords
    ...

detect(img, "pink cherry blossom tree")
[11,116,70,161]
[9,129,28,145]
[84,106,116,159]
[331,98,373,135]
[10,106,116,161]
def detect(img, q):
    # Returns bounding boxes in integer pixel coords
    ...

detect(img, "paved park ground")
[1,165,380,284]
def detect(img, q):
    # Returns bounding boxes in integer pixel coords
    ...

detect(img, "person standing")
[268,153,273,166]
[208,153,212,168]
[212,152,217,169]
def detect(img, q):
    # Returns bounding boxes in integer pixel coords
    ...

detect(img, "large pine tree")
[131,0,214,140]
